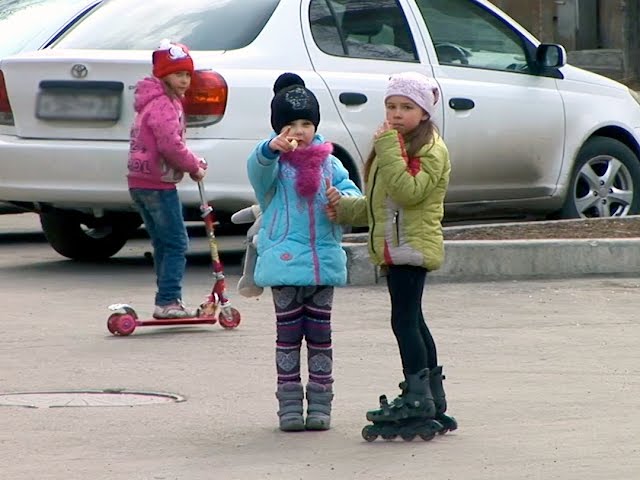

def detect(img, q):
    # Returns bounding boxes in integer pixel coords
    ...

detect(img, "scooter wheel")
[219,308,241,329]
[115,314,137,336]
[107,314,120,335]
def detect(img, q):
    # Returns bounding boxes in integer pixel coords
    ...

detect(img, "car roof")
[0,0,101,58]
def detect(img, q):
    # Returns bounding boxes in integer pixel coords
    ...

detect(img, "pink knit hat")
[385,72,440,118]
[152,39,194,79]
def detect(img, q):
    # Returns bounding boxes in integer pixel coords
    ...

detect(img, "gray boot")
[305,382,334,430]
[429,366,458,433]
[276,383,305,431]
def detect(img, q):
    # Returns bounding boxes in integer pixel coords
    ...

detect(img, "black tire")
[40,212,140,260]
[560,137,640,218]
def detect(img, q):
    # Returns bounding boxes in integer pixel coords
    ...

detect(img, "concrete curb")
[343,237,640,285]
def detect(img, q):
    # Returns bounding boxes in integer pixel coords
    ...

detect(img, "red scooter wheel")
[107,314,120,334]
[115,314,137,336]
[219,308,241,329]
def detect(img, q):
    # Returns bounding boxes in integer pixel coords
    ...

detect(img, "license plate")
[36,81,123,121]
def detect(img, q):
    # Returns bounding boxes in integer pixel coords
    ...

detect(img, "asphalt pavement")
[1,213,639,480]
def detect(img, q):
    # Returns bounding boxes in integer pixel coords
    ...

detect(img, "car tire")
[40,212,140,260]
[559,137,640,218]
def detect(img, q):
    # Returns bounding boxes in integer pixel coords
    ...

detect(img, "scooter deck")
[136,317,218,327]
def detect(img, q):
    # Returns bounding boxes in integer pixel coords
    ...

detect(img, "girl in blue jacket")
[247,73,361,432]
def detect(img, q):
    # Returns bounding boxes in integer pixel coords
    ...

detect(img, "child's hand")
[325,178,340,221]
[190,167,206,181]
[269,126,296,153]
[374,121,392,139]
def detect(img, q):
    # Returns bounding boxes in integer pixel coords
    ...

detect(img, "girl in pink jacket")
[127,39,206,319]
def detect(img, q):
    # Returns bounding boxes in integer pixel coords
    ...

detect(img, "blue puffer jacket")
[247,133,361,287]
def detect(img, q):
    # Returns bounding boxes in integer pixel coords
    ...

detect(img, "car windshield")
[53,0,281,50]
[0,0,94,58]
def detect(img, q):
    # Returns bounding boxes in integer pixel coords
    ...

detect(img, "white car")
[1,0,640,260]
[0,0,102,214]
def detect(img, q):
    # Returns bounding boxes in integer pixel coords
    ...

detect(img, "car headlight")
[630,88,640,107]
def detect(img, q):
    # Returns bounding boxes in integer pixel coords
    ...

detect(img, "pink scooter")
[107,181,241,336]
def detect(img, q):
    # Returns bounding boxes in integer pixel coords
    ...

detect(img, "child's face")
[281,119,315,148]
[163,71,192,97]
[384,95,428,135]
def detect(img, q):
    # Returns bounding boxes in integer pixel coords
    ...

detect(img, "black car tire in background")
[560,137,640,218]
[40,211,141,260]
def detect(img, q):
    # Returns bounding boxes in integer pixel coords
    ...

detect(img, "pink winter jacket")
[127,76,201,190]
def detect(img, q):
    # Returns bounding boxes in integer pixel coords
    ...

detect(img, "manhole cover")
[0,390,185,408]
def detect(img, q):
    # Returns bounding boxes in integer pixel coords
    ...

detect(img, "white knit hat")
[385,72,440,118]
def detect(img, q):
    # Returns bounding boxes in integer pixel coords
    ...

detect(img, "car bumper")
[0,135,258,212]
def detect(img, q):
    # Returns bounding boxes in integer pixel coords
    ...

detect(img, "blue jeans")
[130,188,188,306]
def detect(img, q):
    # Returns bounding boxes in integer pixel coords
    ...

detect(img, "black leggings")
[386,265,437,374]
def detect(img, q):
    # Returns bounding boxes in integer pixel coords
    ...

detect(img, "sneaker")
[153,300,198,319]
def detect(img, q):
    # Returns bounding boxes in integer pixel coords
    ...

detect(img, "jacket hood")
[134,76,167,112]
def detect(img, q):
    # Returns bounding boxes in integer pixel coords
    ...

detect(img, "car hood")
[560,64,628,92]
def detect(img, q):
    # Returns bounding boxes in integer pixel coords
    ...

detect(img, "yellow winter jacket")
[336,129,450,271]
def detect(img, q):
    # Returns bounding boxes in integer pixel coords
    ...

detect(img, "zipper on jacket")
[392,210,400,247]
[368,168,379,257]
[308,199,322,284]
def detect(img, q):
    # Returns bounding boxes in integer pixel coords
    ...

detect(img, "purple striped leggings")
[271,286,334,386]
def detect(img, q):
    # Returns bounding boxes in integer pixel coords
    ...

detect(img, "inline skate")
[361,368,443,442]
[430,366,458,434]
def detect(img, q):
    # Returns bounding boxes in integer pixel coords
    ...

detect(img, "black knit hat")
[270,72,320,133]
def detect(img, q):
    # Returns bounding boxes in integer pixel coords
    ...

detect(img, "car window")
[0,0,95,58]
[310,0,418,63]
[416,0,530,72]
[52,0,280,50]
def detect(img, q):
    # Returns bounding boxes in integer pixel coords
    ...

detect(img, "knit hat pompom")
[270,72,320,133]
[273,72,305,94]
[152,39,194,79]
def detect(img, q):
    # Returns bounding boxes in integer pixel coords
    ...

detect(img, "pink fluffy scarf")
[280,142,333,199]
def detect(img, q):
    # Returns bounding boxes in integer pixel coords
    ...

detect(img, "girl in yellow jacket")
[327,72,457,441]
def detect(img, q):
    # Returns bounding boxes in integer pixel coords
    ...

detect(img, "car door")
[302,0,436,162]
[408,0,566,204]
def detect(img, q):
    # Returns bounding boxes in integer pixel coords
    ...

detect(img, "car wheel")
[40,212,140,260]
[560,137,640,218]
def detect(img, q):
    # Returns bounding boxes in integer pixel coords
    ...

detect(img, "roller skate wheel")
[440,415,458,434]
[381,434,397,441]
[419,433,435,442]
[107,314,120,334]
[218,307,241,329]
[401,433,416,442]
[115,314,136,336]
[361,426,378,442]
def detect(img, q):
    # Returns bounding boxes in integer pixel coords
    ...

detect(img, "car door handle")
[339,92,368,106]
[449,98,475,111]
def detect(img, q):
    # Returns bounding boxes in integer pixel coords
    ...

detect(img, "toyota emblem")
[71,64,88,79]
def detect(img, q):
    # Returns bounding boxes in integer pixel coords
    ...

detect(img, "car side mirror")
[536,44,566,68]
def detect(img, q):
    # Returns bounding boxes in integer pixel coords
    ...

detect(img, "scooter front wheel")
[107,314,120,334]
[219,308,241,329]
[114,314,137,336]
